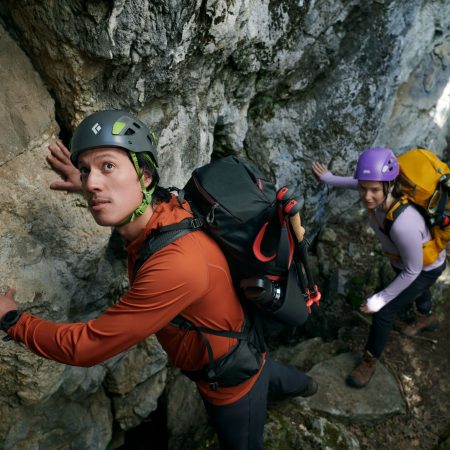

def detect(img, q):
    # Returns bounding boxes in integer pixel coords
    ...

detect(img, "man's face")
[77,147,147,226]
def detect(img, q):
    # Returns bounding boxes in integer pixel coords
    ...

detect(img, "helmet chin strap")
[381,183,395,210]
[116,152,156,228]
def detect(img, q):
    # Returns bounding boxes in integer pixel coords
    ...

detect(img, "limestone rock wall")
[2,1,449,194]
[0,24,167,450]
[0,0,450,448]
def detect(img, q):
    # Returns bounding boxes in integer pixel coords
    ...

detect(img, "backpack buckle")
[190,218,203,229]
[306,285,322,314]
[207,369,219,390]
[170,316,194,331]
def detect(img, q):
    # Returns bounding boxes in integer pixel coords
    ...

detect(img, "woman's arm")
[363,208,425,313]
[311,161,358,189]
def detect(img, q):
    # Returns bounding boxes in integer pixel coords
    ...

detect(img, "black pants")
[366,262,445,358]
[202,356,309,450]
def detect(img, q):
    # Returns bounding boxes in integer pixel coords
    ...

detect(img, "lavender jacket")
[319,172,445,312]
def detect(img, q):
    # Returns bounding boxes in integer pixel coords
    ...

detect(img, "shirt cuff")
[366,293,388,313]
[319,171,333,183]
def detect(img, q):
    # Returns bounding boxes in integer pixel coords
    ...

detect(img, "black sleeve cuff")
[0,310,22,332]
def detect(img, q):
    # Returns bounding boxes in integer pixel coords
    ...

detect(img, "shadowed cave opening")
[116,396,169,450]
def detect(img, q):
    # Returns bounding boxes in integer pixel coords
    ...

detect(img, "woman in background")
[312,147,446,388]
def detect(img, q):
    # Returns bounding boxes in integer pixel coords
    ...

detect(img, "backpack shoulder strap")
[133,218,202,278]
[383,197,410,237]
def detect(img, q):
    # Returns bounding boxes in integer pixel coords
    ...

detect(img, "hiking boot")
[400,312,439,337]
[296,375,319,397]
[346,351,377,388]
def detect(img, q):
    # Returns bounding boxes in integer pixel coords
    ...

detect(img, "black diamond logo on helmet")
[92,123,102,135]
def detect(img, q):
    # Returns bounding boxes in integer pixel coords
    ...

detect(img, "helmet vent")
[133,122,142,129]
[125,128,135,135]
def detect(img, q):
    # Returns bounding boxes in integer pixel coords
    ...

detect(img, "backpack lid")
[398,149,450,205]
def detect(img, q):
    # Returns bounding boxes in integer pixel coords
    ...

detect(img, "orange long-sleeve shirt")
[9,196,262,405]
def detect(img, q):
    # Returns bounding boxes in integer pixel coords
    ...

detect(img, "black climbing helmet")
[70,110,158,166]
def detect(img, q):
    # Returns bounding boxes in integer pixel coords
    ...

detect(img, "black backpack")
[134,156,321,390]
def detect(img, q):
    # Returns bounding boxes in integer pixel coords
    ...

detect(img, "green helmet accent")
[70,110,158,166]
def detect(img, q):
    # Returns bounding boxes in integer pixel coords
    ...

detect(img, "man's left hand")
[0,288,18,319]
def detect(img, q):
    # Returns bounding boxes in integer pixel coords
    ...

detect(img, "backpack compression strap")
[170,315,257,391]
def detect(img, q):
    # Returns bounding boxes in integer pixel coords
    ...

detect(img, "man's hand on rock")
[47,141,82,192]
[0,288,18,320]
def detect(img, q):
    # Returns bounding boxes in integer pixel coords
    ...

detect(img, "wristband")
[0,310,21,340]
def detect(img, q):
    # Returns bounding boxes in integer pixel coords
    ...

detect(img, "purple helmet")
[354,147,399,181]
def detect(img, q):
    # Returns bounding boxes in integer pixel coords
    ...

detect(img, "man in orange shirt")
[0,110,317,449]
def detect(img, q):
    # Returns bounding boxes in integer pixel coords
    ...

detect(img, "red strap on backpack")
[305,286,322,314]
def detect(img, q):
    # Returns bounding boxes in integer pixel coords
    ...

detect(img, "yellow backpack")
[383,148,450,266]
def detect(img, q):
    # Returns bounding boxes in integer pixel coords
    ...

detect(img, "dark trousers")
[202,356,309,450]
[366,262,445,358]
